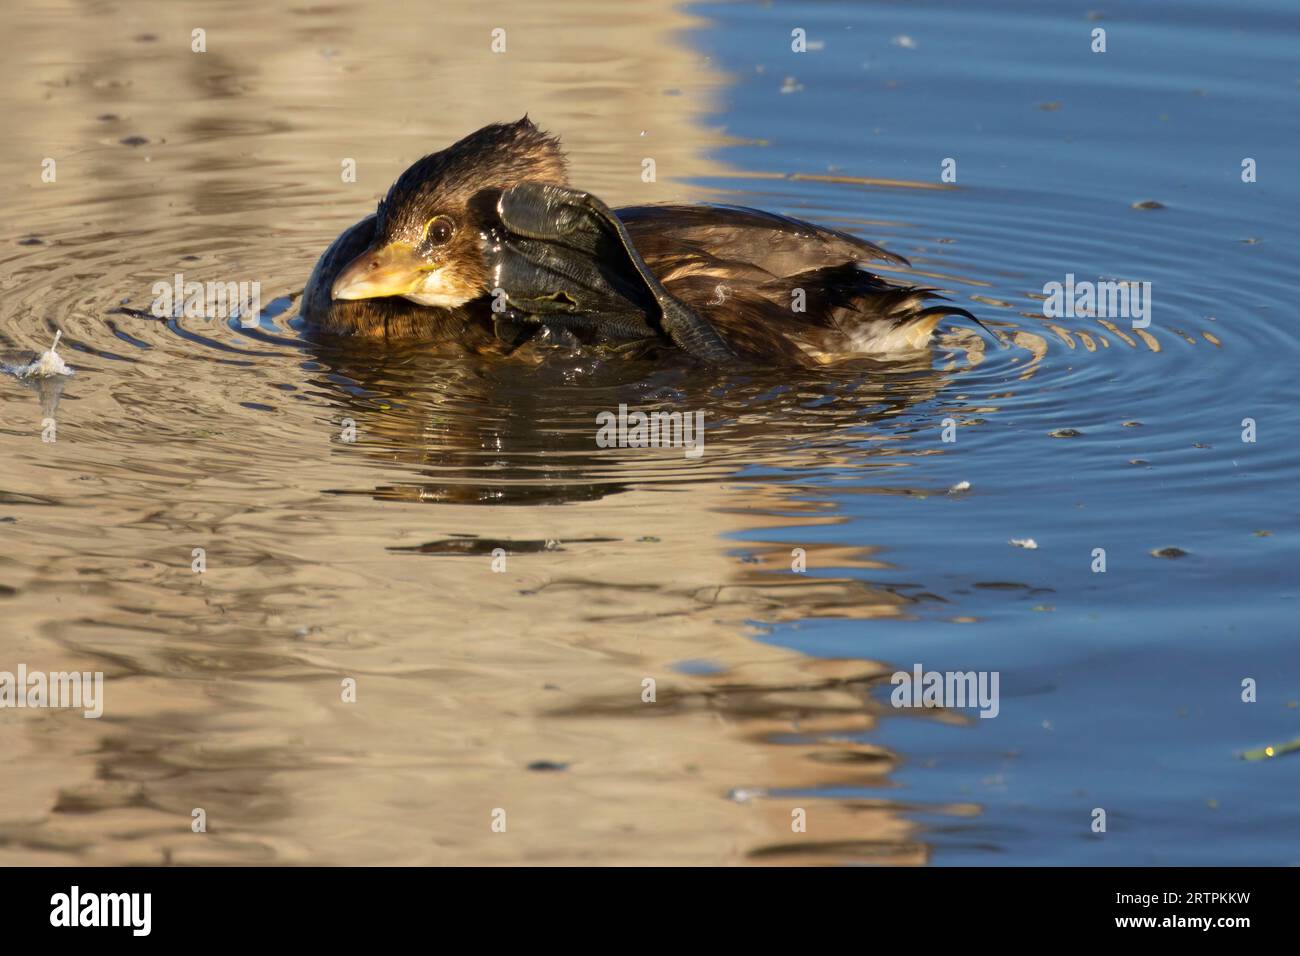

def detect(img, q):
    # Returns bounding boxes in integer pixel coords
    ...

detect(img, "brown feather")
[620,205,974,366]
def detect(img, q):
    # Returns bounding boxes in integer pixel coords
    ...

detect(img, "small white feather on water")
[15,331,74,379]
[1009,538,1038,550]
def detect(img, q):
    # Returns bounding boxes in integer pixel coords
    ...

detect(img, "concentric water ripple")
[1,0,1297,866]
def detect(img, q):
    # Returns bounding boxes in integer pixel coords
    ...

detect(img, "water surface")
[1,0,1297,865]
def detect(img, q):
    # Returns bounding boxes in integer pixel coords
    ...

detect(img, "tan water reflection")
[0,0,990,864]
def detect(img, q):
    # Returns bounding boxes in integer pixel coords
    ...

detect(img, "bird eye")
[420,216,455,252]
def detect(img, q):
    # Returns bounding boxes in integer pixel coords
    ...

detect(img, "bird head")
[330,117,569,308]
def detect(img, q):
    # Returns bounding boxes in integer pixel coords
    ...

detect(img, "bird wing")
[616,204,909,280]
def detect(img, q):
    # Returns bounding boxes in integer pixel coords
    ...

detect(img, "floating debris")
[1010,538,1039,550]
[1150,547,1189,559]
[9,331,74,379]
[948,480,971,494]
[526,760,569,772]
[1131,199,1165,210]
[1049,428,1083,438]
[1241,737,1300,761]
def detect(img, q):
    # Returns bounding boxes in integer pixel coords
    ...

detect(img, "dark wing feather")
[617,204,909,275]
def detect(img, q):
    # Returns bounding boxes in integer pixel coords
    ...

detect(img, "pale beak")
[331,242,427,300]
